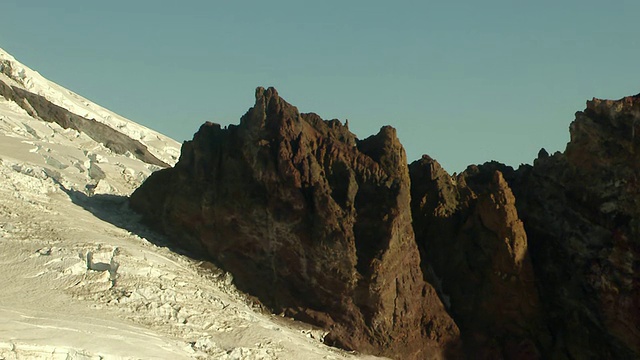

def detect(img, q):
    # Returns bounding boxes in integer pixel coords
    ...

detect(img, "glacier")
[0,48,383,360]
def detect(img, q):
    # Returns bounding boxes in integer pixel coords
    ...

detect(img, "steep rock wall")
[132,87,640,359]
[130,87,461,359]
[410,158,544,359]
[410,95,640,359]
[512,95,640,359]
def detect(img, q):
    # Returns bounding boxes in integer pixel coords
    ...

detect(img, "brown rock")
[130,87,461,359]
[131,87,640,359]
[410,159,544,359]
[408,94,640,359]
[411,94,640,359]
[512,95,640,359]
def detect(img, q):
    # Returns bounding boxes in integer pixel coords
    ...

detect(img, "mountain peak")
[255,86,279,100]
[131,88,462,359]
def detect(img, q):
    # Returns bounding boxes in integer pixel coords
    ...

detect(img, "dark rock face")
[131,87,461,359]
[410,95,640,359]
[513,95,640,359]
[410,159,544,359]
[0,79,168,167]
[132,87,640,359]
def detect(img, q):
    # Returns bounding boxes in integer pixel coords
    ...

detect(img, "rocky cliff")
[130,87,461,359]
[131,88,639,359]
[409,95,640,359]
[410,159,545,359]
[512,95,640,359]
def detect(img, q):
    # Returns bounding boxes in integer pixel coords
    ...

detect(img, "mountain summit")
[0,50,373,359]
[1,45,638,359]
[131,86,462,359]
[133,86,640,359]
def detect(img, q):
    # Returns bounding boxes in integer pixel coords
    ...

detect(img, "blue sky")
[2,1,639,172]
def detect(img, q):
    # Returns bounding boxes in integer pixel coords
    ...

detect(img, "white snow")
[0,48,181,166]
[0,49,386,359]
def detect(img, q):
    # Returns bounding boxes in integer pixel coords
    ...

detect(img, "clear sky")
[2,1,639,172]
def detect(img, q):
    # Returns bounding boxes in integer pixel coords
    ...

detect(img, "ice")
[0,48,386,359]
[0,47,181,166]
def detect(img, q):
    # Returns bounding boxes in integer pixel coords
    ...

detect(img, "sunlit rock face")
[131,87,462,360]
[132,88,640,359]
[410,95,640,359]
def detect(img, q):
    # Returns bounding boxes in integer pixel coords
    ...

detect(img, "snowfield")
[0,49,384,359]
[0,48,181,167]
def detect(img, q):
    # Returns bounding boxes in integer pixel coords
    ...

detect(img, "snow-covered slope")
[0,48,180,166]
[0,49,383,359]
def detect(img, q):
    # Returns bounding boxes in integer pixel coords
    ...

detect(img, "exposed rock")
[410,158,544,359]
[130,87,461,359]
[512,95,640,359]
[0,79,168,167]
[410,94,640,359]
[131,86,640,359]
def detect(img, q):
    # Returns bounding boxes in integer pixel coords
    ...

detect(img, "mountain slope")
[0,49,377,359]
[0,48,180,167]
[408,96,640,358]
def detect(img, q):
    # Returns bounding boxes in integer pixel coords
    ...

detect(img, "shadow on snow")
[57,184,207,262]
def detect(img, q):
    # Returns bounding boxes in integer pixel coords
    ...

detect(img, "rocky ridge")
[131,88,640,359]
[510,95,640,359]
[131,87,462,359]
[408,94,640,359]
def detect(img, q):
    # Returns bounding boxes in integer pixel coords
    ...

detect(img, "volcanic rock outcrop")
[409,95,640,359]
[410,159,544,359]
[132,87,640,359]
[130,87,461,359]
[511,95,640,359]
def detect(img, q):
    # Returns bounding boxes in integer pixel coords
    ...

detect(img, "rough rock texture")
[130,87,461,359]
[410,95,640,359]
[410,159,545,359]
[0,79,168,167]
[512,95,640,359]
[131,87,640,359]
